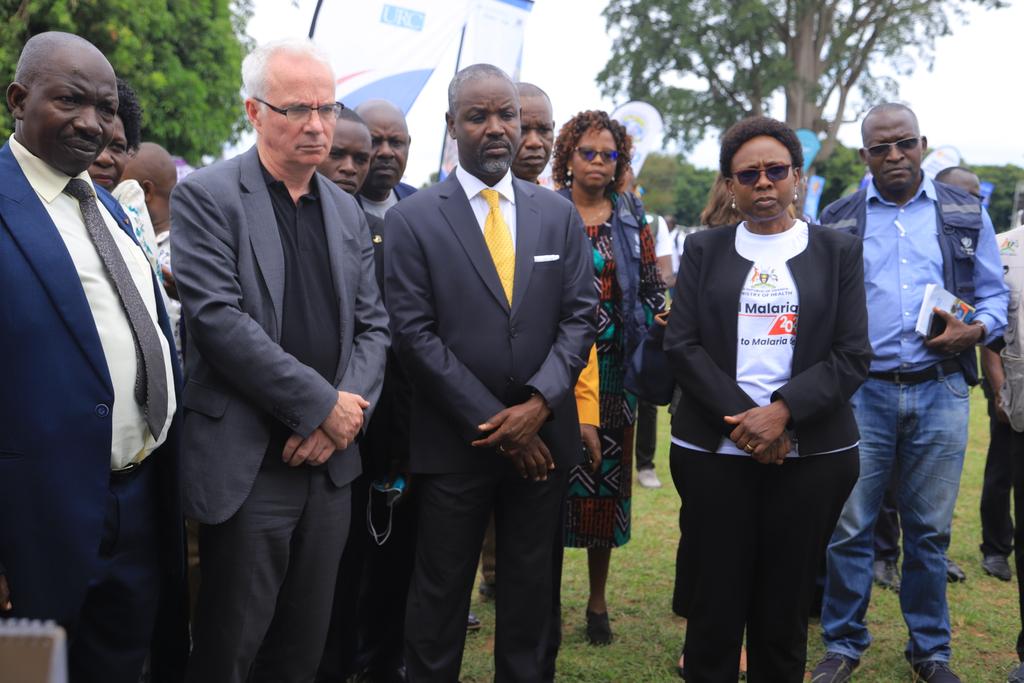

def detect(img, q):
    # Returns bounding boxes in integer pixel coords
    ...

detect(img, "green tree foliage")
[599,0,1005,165]
[815,142,867,208]
[971,164,1024,232]
[0,0,253,163]
[636,153,716,226]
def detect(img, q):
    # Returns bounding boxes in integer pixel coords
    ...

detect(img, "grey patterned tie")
[64,178,168,440]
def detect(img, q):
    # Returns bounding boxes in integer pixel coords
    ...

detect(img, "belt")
[868,358,961,385]
[111,455,150,478]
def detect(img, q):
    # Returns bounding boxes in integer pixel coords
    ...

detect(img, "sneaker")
[1008,660,1024,682]
[912,660,961,682]
[466,611,481,631]
[637,467,663,489]
[983,554,1013,582]
[810,652,859,682]
[872,558,901,592]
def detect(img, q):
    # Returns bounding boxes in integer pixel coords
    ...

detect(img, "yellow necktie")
[481,188,515,304]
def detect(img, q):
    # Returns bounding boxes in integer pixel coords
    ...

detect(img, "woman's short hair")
[116,78,143,153]
[241,38,333,102]
[719,116,803,178]
[551,110,633,194]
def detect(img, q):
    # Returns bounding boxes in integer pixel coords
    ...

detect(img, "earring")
[730,196,736,210]
[793,192,799,202]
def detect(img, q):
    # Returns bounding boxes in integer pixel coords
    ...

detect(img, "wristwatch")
[972,319,988,341]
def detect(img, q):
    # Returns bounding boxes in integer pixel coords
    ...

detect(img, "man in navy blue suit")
[0,32,184,683]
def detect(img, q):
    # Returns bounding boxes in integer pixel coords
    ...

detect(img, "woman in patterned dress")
[553,110,666,645]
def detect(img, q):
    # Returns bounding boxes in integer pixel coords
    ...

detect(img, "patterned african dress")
[564,207,665,548]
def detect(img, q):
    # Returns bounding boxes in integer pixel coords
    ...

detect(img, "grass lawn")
[459,388,1021,681]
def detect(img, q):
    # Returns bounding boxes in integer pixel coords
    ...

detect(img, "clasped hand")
[724,401,792,466]
[282,390,369,466]
[472,395,554,481]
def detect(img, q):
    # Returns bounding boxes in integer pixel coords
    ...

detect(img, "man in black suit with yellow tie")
[384,64,597,682]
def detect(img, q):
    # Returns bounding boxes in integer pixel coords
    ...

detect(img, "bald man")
[0,32,185,682]
[355,99,416,218]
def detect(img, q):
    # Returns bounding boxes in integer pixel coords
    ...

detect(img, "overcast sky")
[246,0,1024,186]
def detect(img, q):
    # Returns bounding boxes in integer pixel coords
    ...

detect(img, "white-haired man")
[171,39,388,682]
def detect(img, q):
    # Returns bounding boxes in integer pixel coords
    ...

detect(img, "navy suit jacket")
[384,172,597,473]
[0,141,185,650]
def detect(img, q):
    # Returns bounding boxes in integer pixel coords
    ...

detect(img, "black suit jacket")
[664,223,871,454]
[384,172,597,473]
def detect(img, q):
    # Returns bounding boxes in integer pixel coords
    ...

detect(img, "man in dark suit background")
[356,99,416,219]
[171,38,389,683]
[0,32,185,683]
[385,64,597,682]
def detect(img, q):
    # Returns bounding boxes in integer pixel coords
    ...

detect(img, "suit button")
[510,328,517,338]
[95,404,110,417]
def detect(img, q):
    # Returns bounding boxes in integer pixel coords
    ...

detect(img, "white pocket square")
[534,254,560,262]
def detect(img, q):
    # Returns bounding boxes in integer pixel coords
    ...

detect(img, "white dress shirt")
[11,136,176,470]
[455,165,518,248]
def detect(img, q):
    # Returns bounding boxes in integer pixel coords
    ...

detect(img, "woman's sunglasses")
[734,164,791,186]
[576,147,620,163]
[865,137,920,158]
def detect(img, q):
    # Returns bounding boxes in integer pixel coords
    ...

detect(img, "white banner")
[610,101,664,177]
[921,145,962,179]
[439,0,534,179]
[311,1,472,113]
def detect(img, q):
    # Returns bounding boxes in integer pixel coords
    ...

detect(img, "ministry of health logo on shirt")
[750,266,779,289]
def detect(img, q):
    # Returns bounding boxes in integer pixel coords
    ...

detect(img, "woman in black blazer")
[664,117,871,682]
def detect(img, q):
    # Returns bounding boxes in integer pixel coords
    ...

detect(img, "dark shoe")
[1008,660,1024,682]
[478,580,496,600]
[873,558,901,592]
[946,557,967,583]
[466,611,481,631]
[810,652,859,682]
[356,665,408,683]
[983,554,1013,581]
[585,609,612,645]
[912,660,961,682]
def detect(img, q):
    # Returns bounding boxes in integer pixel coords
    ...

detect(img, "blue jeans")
[821,371,969,664]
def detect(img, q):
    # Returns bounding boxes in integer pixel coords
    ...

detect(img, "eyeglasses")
[865,137,920,158]
[576,147,620,163]
[733,164,791,186]
[254,97,345,123]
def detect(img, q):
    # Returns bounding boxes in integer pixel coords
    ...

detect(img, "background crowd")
[2,28,1024,683]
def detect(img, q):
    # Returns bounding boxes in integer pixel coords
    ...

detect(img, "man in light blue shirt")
[812,103,1008,683]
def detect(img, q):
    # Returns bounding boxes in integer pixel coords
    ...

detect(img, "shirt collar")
[455,165,516,205]
[10,135,96,204]
[866,171,935,207]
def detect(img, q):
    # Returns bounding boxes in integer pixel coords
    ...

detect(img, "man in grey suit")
[170,38,389,683]
[385,64,597,682]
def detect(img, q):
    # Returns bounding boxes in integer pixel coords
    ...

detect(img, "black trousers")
[404,466,566,683]
[185,456,351,683]
[982,397,1015,557]
[1010,428,1024,659]
[635,400,658,470]
[67,458,161,683]
[670,445,858,683]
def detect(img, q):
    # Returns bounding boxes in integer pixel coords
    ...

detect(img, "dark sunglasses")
[865,137,920,158]
[576,147,620,163]
[734,164,791,186]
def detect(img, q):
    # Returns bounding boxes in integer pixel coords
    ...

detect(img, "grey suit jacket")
[170,146,389,524]
[384,172,597,473]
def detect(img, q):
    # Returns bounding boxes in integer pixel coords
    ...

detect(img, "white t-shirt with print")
[672,221,807,457]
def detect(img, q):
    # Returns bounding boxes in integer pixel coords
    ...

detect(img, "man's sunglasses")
[865,137,920,158]
[733,164,791,186]
[576,147,620,163]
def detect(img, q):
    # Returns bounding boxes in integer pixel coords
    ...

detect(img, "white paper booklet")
[915,283,976,338]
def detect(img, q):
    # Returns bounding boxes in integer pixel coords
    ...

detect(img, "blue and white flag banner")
[312,1,473,114]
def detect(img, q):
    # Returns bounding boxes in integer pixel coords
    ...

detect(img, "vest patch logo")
[960,235,975,256]
[768,313,798,336]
